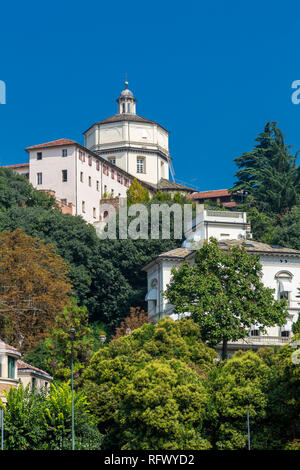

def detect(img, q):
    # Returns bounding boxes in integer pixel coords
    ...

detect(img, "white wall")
[29,145,131,224]
[29,146,77,206]
[84,120,170,185]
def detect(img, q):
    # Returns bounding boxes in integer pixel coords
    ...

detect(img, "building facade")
[83,82,171,186]
[0,340,52,403]
[142,209,300,353]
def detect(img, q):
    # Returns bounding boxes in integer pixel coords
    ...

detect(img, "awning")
[279,281,293,292]
[145,288,157,301]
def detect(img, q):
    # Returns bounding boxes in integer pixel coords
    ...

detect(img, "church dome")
[120,88,133,98]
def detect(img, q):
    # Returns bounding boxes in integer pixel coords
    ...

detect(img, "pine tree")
[231,122,300,216]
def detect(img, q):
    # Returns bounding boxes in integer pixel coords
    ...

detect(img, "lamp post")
[70,327,76,450]
[99,333,106,345]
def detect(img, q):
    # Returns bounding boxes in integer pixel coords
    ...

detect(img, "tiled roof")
[1,163,29,169]
[0,340,22,355]
[188,189,231,199]
[219,239,300,255]
[154,240,300,260]
[83,114,169,134]
[25,139,77,150]
[17,360,52,379]
[147,178,196,192]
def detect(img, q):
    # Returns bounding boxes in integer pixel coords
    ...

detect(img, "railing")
[206,210,244,219]
[231,336,290,346]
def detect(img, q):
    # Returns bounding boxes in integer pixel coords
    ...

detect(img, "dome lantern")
[117,80,136,114]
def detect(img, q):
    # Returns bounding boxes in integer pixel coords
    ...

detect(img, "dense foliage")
[0,382,102,450]
[83,318,217,449]
[0,228,72,352]
[165,238,287,359]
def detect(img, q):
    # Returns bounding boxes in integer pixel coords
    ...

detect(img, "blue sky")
[1,0,300,191]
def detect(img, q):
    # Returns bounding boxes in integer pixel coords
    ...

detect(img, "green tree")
[0,168,56,211]
[272,205,300,250]
[44,298,94,385]
[207,351,272,450]
[0,381,103,450]
[127,178,150,205]
[164,238,288,359]
[43,382,103,450]
[0,383,47,450]
[83,318,217,449]
[231,122,300,216]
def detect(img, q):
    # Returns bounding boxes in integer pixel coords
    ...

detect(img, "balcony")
[229,335,290,348]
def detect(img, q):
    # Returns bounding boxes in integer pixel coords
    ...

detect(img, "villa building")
[0,339,52,403]
[143,208,300,354]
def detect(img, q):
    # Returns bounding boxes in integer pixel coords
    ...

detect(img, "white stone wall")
[29,146,77,207]
[28,145,131,224]
[84,120,170,185]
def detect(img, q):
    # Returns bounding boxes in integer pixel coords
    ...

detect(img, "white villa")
[143,208,300,353]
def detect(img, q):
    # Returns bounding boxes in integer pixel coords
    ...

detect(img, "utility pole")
[0,409,4,450]
[70,327,76,451]
[247,408,251,451]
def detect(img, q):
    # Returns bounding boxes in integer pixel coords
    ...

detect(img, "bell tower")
[117,81,136,115]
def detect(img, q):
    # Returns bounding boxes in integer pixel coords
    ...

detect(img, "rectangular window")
[137,157,145,173]
[8,357,15,379]
[281,330,290,338]
[250,329,260,337]
[117,173,121,183]
[108,157,116,165]
[82,201,85,213]
[32,377,36,389]
[80,172,83,182]
[62,149,68,157]
[37,152,42,160]
[88,176,91,187]
[111,169,115,179]
[88,156,92,166]
[37,172,42,185]
[62,170,68,182]
[96,161,100,171]
[96,180,99,191]
[93,207,96,218]
[61,199,67,205]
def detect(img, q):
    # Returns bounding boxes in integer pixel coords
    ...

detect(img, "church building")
[2,82,196,224]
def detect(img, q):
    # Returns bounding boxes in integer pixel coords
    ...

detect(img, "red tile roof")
[0,340,22,355]
[25,139,77,151]
[1,163,29,168]
[222,201,237,208]
[17,360,52,378]
[188,189,231,199]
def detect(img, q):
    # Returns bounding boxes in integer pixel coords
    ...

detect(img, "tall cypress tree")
[231,122,300,216]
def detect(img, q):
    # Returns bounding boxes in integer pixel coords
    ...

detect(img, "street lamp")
[99,333,106,344]
[70,327,76,450]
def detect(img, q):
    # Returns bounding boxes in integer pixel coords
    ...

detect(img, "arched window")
[127,103,130,113]
[275,271,293,304]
